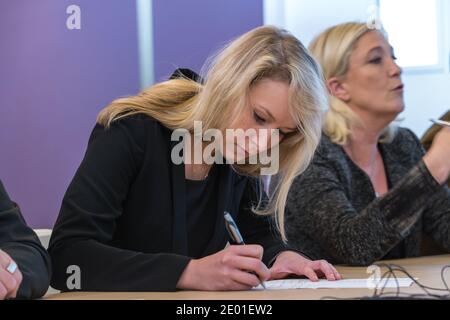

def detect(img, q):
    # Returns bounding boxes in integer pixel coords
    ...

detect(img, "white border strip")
[137,0,154,88]
[263,0,285,27]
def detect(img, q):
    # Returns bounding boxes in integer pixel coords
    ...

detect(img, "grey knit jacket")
[286,128,450,266]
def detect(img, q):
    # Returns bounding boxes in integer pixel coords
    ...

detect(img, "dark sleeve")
[411,125,450,251]
[48,117,191,292]
[423,185,450,251]
[237,179,303,266]
[0,181,51,299]
[286,149,443,266]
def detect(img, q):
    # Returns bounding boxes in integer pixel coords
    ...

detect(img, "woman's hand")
[177,245,270,291]
[423,127,450,184]
[0,249,23,300]
[269,251,341,281]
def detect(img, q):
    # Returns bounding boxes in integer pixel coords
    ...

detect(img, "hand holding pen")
[176,213,270,291]
[224,211,268,289]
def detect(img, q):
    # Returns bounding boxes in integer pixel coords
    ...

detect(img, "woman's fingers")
[228,245,264,260]
[324,261,342,280]
[230,270,263,288]
[301,267,319,282]
[0,251,22,299]
[0,269,18,300]
[311,260,341,281]
[231,256,270,281]
[287,259,340,282]
[0,250,11,269]
[220,245,269,289]
[0,282,8,300]
[330,264,342,280]
[313,260,336,280]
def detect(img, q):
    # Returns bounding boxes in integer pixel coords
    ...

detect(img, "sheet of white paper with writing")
[253,278,414,290]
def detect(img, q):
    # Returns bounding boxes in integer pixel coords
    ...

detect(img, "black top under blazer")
[49,115,291,292]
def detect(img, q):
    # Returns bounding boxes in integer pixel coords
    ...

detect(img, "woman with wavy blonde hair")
[49,26,340,292]
[286,22,450,266]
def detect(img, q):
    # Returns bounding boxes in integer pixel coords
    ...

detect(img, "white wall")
[400,0,450,136]
[264,0,450,137]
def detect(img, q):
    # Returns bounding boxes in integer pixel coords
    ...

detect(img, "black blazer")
[49,115,290,292]
[0,180,51,299]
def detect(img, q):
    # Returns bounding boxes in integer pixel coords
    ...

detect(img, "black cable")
[322,263,450,300]
[378,263,450,293]
[374,264,444,299]
[441,265,450,292]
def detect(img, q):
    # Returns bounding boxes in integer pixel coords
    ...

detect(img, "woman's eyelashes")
[368,54,397,65]
[253,110,266,124]
[252,109,289,137]
[391,48,398,60]
[368,56,382,64]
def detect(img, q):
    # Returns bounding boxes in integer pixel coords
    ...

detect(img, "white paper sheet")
[253,278,414,290]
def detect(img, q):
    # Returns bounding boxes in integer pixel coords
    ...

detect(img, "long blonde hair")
[97,26,327,241]
[309,22,397,145]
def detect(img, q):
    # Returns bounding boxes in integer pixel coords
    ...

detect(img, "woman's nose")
[389,59,402,77]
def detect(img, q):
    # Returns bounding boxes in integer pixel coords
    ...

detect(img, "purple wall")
[0,0,263,229]
[0,0,140,228]
[152,0,263,81]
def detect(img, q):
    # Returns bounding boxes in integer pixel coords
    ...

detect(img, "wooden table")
[45,254,450,300]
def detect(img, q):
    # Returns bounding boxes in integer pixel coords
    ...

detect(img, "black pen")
[224,211,267,289]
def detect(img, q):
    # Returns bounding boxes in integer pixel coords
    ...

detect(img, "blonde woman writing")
[49,26,340,292]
